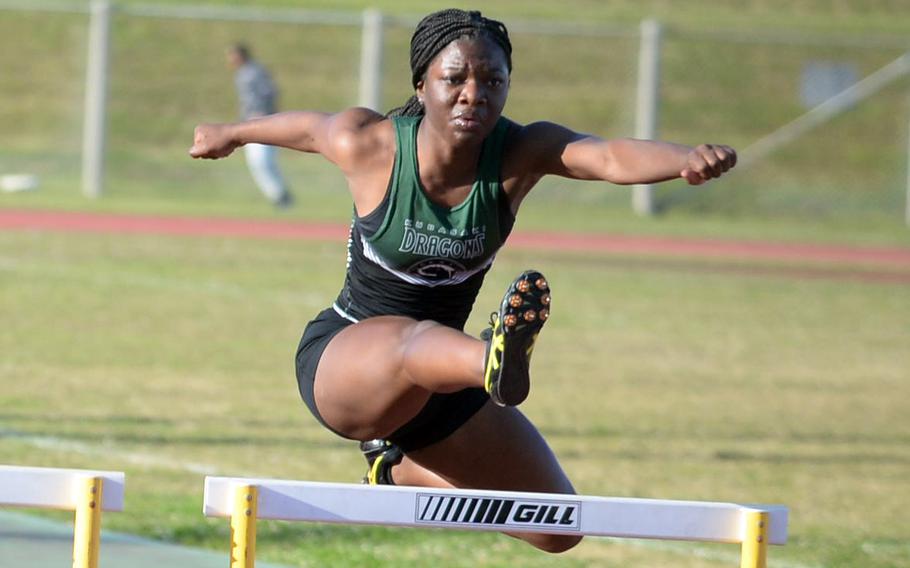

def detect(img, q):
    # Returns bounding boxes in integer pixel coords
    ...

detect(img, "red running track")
[1,208,909,280]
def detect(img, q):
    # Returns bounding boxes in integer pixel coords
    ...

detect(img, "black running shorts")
[295,307,489,453]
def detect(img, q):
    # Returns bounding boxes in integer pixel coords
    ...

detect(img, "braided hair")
[387,9,512,117]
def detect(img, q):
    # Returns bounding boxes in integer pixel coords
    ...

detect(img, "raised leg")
[392,403,582,554]
[314,316,486,440]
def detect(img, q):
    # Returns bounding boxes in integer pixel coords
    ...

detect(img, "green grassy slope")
[2,0,910,227]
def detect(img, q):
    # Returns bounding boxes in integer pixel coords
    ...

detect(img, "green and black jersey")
[333,115,515,330]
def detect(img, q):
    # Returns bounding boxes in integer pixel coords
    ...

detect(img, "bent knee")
[535,534,583,554]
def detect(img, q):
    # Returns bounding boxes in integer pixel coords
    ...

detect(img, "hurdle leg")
[230,485,259,568]
[740,509,769,568]
[72,476,104,568]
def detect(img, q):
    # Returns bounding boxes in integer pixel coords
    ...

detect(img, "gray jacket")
[234,61,277,118]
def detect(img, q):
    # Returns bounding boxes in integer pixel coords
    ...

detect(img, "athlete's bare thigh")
[313,315,483,441]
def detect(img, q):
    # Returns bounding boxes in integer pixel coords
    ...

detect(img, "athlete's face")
[416,36,510,144]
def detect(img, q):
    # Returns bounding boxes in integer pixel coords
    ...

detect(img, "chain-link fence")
[1,1,908,225]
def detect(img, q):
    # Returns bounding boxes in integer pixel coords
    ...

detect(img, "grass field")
[1,226,909,567]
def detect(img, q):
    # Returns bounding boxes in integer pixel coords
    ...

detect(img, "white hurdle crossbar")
[204,477,788,568]
[0,465,125,568]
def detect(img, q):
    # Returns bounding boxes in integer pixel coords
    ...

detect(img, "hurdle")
[204,476,788,568]
[0,465,125,568]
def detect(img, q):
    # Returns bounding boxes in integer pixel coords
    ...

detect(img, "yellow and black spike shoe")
[482,269,551,407]
[360,439,403,485]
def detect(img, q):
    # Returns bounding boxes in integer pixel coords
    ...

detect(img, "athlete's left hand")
[189,123,240,160]
[680,144,737,185]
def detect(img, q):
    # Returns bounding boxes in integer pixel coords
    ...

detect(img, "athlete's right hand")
[189,124,240,159]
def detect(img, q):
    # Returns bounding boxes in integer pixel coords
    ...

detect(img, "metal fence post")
[358,8,383,111]
[906,100,910,227]
[633,19,662,216]
[82,0,112,198]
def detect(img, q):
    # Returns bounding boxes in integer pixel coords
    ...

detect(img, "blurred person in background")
[196,10,736,553]
[226,43,294,208]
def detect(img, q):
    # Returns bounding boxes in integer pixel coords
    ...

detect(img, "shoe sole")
[491,269,550,406]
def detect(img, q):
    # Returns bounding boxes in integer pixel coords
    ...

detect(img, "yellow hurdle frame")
[220,481,784,568]
[72,476,104,568]
[0,466,124,568]
[740,509,770,568]
[230,485,259,568]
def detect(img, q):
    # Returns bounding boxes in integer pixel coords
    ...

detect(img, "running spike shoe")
[482,269,551,407]
[360,439,402,485]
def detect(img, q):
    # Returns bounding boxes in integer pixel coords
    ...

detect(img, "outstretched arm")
[189,111,330,159]
[518,121,736,186]
[189,108,394,213]
[188,108,386,169]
